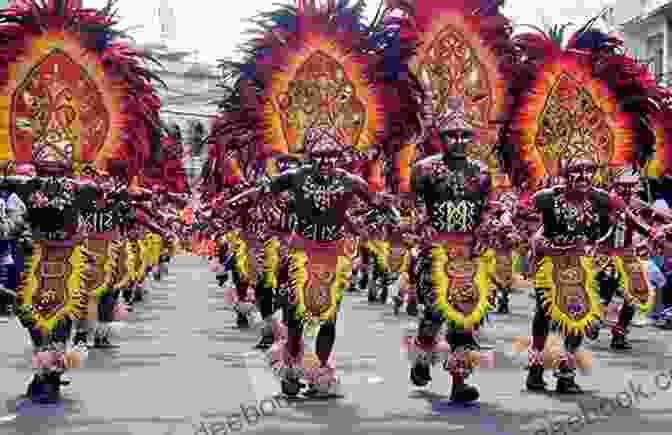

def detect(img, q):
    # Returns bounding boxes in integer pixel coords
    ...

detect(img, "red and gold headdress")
[647,92,672,178]
[385,0,516,192]
[498,22,663,191]
[212,0,417,190]
[0,0,163,178]
[142,121,188,193]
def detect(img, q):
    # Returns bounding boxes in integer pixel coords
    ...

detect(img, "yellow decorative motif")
[125,239,136,282]
[535,255,602,336]
[0,31,125,166]
[613,256,655,313]
[431,244,493,330]
[86,240,120,300]
[264,33,383,155]
[289,248,351,322]
[18,242,86,334]
[365,240,389,272]
[262,238,281,289]
[226,231,252,284]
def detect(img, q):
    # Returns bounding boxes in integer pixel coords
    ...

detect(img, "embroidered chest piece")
[552,195,599,241]
[431,161,481,199]
[302,174,346,212]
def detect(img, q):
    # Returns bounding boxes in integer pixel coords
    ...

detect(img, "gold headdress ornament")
[0,0,163,178]
[497,19,663,191]
[261,2,386,161]
[215,0,417,189]
[385,0,516,192]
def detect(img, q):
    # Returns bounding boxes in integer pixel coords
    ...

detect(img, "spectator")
[632,259,666,326]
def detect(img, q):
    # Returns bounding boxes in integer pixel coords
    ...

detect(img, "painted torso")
[416,156,489,234]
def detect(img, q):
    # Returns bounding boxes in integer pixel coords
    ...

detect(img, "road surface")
[1,255,672,435]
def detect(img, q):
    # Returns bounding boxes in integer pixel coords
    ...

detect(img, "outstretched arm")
[2,193,27,238]
[213,169,297,211]
[135,209,174,239]
[605,192,655,237]
[347,171,401,225]
[511,190,543,242]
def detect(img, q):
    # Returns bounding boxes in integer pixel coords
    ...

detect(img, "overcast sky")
[85,0,615,64]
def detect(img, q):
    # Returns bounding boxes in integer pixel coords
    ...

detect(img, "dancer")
[0,0,164,401]
[73,172,129,349]
[384,0,516,402]
[211,0,418,397]
[594,168,660,349]
[490,174,519,314]
[498,24,671,393]
[0,181,24,316]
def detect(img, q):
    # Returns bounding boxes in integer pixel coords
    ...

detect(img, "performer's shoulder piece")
[415,154,443,166]
[588,187,611,207]
[531,187,557,209]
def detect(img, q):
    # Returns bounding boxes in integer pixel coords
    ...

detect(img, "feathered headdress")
[646,90,672,178]
[497,13,664,191]
[383,0,516,192]
[210,0,419,190]
[142,120,188,193]
[0,0,165,178]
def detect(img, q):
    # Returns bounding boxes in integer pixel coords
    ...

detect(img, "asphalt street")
[1,255,672,435]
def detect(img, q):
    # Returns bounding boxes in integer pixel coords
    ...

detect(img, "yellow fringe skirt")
[428,243,494,330]
[15,241,88,335]
[288,238,355,323]
[535,255,602,337]
[612,255,655,313]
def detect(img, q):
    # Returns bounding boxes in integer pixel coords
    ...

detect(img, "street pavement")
[1,255,672,435]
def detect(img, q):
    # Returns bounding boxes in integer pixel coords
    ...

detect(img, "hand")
[387,207,402,226]
[402,232,420,244]
[420,225,438,241]
[0,220,10,236]
[651,225,672,254]
[635,240,650,256]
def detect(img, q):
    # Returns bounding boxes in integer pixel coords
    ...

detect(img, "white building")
[134,0,222,188]
[612,0,672,86]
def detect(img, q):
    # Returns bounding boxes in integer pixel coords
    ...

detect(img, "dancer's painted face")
[565,160,595,193]
[613,182,636,202]
[311,153,338,176]
[439,128,473,159]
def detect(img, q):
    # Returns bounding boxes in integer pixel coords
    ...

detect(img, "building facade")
[134,0,222,189]
[613,0,672,86]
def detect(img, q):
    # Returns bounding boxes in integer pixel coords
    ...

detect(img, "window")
[647,35,664,82]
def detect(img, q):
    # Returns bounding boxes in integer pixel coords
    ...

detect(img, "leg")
[94,292,117,348]
[406,286,419,316]
[315,321,336,367]
[611,303,634,350]
[366,257,377,303]
[254,280,276,349]
[393,278,404,315]
[526,288,551,391]
[409,309,444,387]
[230,264,250,328]
[30,319,73,403]
[303,319,341,396]
[72,319,90,347]
[445,329,480,402]
[277,304,304,396]
[497,287,511,314]
[359,249,369,292]
[555,334,583,394]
